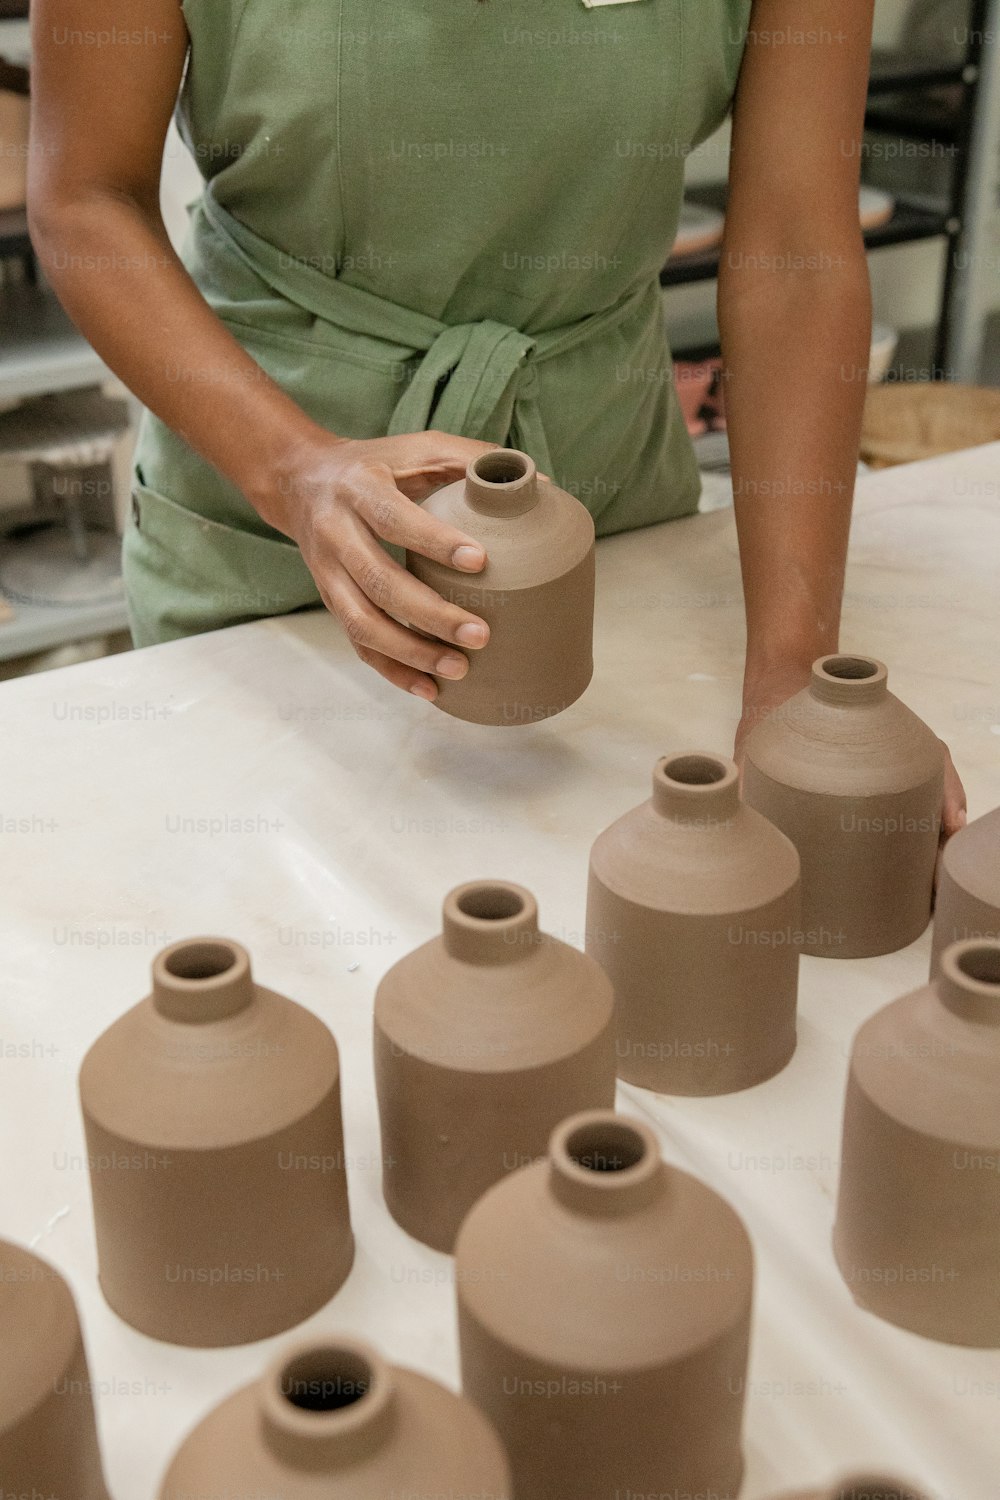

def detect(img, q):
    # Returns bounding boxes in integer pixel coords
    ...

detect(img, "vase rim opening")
[442,881,540,963]
[162,939,240,982]
[550,1111,660,1193]
[152,937,255,1023]
[452,882,530,924]
[261,1338,394,1444]
[810,655,888,704]
[818,655,882,681]
[657,752,735,790]
[942,939,1000,993]
[469,449,534,487]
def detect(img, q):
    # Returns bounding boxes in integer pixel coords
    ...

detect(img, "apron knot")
[200,188,649,479]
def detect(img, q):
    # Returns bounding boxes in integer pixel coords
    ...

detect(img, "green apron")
[125,0,750,645]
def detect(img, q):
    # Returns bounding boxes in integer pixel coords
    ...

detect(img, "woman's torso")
[127,1,749,642]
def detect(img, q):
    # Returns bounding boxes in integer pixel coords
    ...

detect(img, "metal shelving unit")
[1,17,129,659]
[0,279,110,404]
[0,207,32,265]
[662,4,991,376]
[662,183,951,290]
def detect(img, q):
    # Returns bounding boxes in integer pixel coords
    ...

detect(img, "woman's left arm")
[720,0,966,839]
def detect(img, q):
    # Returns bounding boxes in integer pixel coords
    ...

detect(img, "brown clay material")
[0,1240,111,1500]
[770,1478,932,1500]
[374,881,616,1252]
[158,1335,511,1498]
[456,1110,753,1500]
[833,939,1000,1346]
[79,937,354,1347]
[743,655,944,958]
[587,753,801,1094]
[930,805,1000,975]
[407,449,594,725]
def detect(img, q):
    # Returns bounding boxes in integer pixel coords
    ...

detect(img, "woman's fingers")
[933,740,969,896]
[352,464,486,571]
[339,523,490,649]
[326,569,472,681]
[940,742,968,840]
[353,643,439,702]
[389,431,502,501]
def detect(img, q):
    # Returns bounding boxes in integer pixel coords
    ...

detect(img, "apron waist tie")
[201,189,655,475]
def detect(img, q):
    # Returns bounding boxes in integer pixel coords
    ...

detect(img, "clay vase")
[158,1333,511,1498]
[587,752,801,1094]
[769,1478,932,1500]
[833,938,1000,1346]
[0,1240,111,1500]
[79,937,354,1346]
[407,448,594,725]
[742,655,944,958]
[374,880,616,1252]
[455,1109,754,1500]
[930,804,1000,975]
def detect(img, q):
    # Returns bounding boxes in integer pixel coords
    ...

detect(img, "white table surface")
[2,444,1000,1500]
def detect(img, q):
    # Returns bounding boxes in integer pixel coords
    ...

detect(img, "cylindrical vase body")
[375,881,616,1251]
[0,1240,111,1500]
[587,752,801,1093]
[743,655,943,957]
[407,449,595,725]
[456,1110,753,1500]
[833,939,1000,1345]
[931,805,1000,975]
[79,937,354,1346]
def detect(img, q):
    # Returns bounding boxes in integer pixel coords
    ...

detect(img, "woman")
[28,0,964,829]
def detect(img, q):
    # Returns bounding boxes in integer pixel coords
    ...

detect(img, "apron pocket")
[124,480,320,648]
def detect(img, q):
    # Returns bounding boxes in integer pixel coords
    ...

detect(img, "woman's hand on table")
[732,662,812,773]
[273,430,500,700]
[734,665,969,888]
[938,740,968,866]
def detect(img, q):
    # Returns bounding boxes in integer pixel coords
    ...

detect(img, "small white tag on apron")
[581,0,645,7]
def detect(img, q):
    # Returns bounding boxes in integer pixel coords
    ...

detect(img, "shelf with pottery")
[0,387,132,660]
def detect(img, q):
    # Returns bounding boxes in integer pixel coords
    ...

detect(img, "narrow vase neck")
[152,938,254,1023]
[464,449,539,517]
[650,753,740,824]
[547,1112,666,1217]
[936,940,1000,1025]
[809,653,888,707]
[441,881,541,965]
[259,1341,398,1470]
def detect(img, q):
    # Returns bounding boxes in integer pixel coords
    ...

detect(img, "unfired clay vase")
[0,1240,111,1500]
[375,881,616,1251]
[407,449,594,725]
[931,804,1000,975]
[456,1109,753,1500]
[770,1479,931,1500]
[743,655,944,957]
[79,937,354,1346]
[158,1335,511,1498]
[833,939,1000,1346]
[587,752,801,1094]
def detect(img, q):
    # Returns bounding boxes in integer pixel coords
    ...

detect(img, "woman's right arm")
[28,0,493,698]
